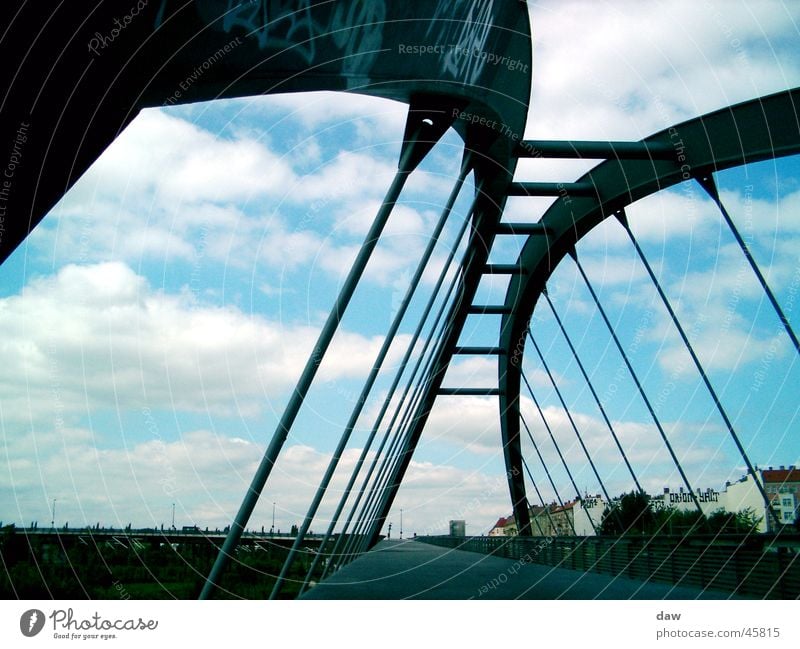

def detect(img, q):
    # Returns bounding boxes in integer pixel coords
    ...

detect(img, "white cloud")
[0,424,514,537]
[518,399,732,499]
[80,110,296,204]
[591,185,720,247]
[250,92,408,133]
[655,322,789,376]
[422,395,501,456]
[35,107,454,291]
[528,0,800,140]
[395,461,514,536]
[0,263,407,422]
[290,151,399,205]
[576,253,648,287]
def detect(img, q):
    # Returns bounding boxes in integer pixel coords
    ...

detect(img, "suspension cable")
[615,207,779,527]
[521,369,589,535]
[527,333,616,529]
[200,134,422,600]
[270,155,474,598]
[307,187,479,584]
[543,289,642,493]
[334,208,481,565]
[521,453,561,535]
[570,250,704,517]
[698,174,799,356]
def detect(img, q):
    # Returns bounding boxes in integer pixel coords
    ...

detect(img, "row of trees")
[599,492,766,536]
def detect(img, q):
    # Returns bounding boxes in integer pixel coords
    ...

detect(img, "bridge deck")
[302,539,736,600]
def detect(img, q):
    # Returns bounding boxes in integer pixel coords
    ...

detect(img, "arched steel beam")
[0,1,532,264]
[498,87,800,529]
[2,0,536,570]
[1,1,536,576]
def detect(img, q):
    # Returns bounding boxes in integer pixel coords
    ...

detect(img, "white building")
[651,487,724,517]
[761,466,800,531]
[721,473,769,532]
[489,466,799,539]
[573,495,608,536]
[654,466,800,533]
[488,516,510,537]
[527,496,608,536]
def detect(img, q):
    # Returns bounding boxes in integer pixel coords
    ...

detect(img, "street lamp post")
[400,509,403,539]
[51,498,56,529]
[271,502,275,536]
[171,503,175,530]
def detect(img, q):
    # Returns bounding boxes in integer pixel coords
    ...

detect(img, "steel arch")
[1,0,540,596]
[0,1,532,264]
[497,88,800,534]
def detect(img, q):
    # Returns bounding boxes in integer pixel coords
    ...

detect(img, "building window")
[784,512,793,522]
[782,498,793,507]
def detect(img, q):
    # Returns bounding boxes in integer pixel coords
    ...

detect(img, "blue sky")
[1,1,799,536]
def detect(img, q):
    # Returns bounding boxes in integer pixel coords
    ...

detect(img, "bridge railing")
[417,533,800,598]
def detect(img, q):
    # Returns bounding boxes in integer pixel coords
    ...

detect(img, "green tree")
[654,507,706,535]
[706,507,761,534]
[600,492,654,535]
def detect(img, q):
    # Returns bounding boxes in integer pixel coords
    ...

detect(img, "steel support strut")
[496,89,800,544]
[321,218,473,572]
[616,207,780,528]
[365,142,527,545]
[269,151,473,598]
[199,102,457,599]
[299,167,477,592]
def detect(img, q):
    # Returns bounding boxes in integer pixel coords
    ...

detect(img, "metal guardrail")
[417,533,800,598]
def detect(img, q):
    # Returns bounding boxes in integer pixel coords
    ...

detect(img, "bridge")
[301,539,738,600]
[1,2,799,600]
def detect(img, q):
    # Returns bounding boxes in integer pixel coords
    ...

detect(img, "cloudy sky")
[1,1,799,537]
